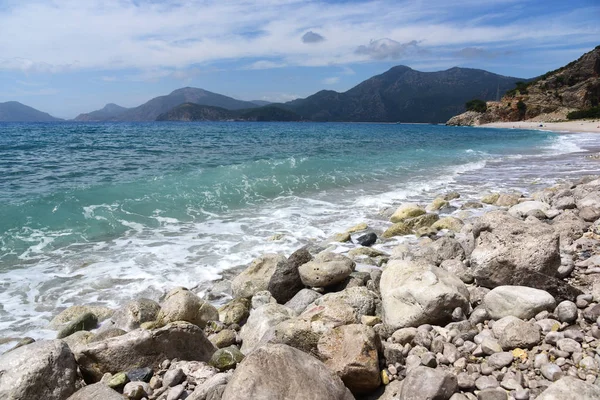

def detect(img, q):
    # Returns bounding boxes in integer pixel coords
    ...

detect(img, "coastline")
[480,120,600,134]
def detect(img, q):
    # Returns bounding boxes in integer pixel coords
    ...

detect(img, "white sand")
[480,120,600,134]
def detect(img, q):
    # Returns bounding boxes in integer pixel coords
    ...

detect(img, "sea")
[1,121,600,349]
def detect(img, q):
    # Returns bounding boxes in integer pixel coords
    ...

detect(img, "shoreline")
[480,120,600,134]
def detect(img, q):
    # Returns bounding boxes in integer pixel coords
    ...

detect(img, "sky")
[0,0,599,119]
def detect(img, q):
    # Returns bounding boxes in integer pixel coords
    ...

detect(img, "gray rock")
[186,372,232,400]
[312,286,376,320]
[66,383,123,399]
[108,298,161,331]
[441,259,474,284]
[75,322,216,382]
[483,286,556,320]
[123,381,152,400]
[166,384,185,400]
[57,312,98,339]
[209,345,245,371]
[476,376,499,390]
[157,287,219,328]
[498,320,541,350]
[268,248,312,304]
[508,201,550,218]
[298,252,355,288]
[400,366,458,400]
[488,352,513,369]
[239,303,295,354]
[90,328,126,343]
[163,368,185,387]
[49,305,114,329]
[470,211,560,288]
[218,298,250,325]
[284,288,322,315]
[536,376,600,399]
[541,363,563,381]
[317,324,380,394]
[0,340,78,400]
[477,389,508,400]
[220,344,354,400]
[380,260,470,329]
[481,337,502,355]
[556,338,581,353]
[555,300,578,323]
[251,291,277,309]
[232,254,286,298]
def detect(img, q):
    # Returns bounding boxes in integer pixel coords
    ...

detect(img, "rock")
[162,368,185,387]
[0,341,76,400]
[379,380,404,400]
[356,232,377,247]
[298,252,355,288]
[495,194,521,207]
[507,269,581,302]
[218,298,250,325]
[554,196,577,210]
[477,389,507,400]
[432,216,465,232]
[268,248,312,304]
[90,328,126,343]
[475,376,499,390]
[470,211,560,288]
[210,329,237,348]
[312,286,376,320]
[232,254,286,298]
[123,381,151,400]
[461,201,483,209]
[483,286,556,320]
[259,317,321,356]
[108,298,161,331]
[61,330,95,351]
[49,305,114,329]
[209,346,245,371]
[390,203,426,223]
[107,372,129,390]
[239,303,295,354]
[498,320,541,350]
[427,197,450,211]
[536,376,600,399]
[166,384,185,400]
[284,289,322,315]
[383,222,413,238]
[400,366,458,400]
[556,338,581,353]
[481,337,503,355]
[186,372,232,400]
[482,193,500,205]
[220,344,354,400]
[508,201,550,218]
[405,213,440,230]
[417,237,466,266]
[126,367,153,382]
[157,287,219,328]
[579,206,600,222]
[488,352,513,369]
[66,383,123,400]
[298,300,358,334]
[346,222,368,233]
[380,260,470,329]
[555,301,578,323]
[440,259,474,284]
[540,363,563,381]
[75,322,216,382]
[317,324,380,394]
[57,312,98,339]
[330,232,352,242]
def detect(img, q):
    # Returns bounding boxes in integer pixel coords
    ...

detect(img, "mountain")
[0,101,62,122]
[156,103,302,122]
[283,66,523,123]
[250,100,272,106]
[74,103,129,121]
[109,87,259,121]
[447,45,600,125]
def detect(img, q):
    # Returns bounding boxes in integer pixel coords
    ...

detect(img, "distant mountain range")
[0,101,62,122]
[2,65,526,123]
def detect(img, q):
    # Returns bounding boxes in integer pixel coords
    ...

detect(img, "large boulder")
[0,340,78,400]
[390,203,425,223]
[75,322,216,382]
[298,300,359,334]
[268,248,312,304]
[298,252,355,288]
[232,254,286,298]
[312,286,376,320]
[507,201,550,218]
[470,211,560,288]
[484,286,556,320]
[536,376,600,400]
[239,303,295,354]
[284,288,322,315]
[67,383,123,399]
[105,298,161,331]
[380,260,470,329]
[221,344,355,400]
[317,324,381,394]
[157,287,218,328]
[400,366,457,400]
[218,298,251,325]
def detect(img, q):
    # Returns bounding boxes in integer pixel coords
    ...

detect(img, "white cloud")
[322,77,340,85]
[0,0,597,74]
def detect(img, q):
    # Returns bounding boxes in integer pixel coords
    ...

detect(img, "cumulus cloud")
[302,31,326,44]
[355,39,419,60]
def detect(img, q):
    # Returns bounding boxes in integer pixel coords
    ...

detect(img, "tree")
[517,100,527,119]
[465,99,487,113]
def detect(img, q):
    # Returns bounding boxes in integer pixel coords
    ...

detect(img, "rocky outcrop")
[0,340,79,400]
[221,344,355,400]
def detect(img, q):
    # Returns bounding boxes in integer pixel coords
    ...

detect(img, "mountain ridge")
[0,101,62,122]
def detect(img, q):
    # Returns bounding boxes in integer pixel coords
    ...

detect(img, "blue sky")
[0,0,598,119]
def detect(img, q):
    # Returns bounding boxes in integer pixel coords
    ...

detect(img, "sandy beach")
[481,120,600,134]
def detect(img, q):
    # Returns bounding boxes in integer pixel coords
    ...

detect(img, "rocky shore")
[5,176,600,399]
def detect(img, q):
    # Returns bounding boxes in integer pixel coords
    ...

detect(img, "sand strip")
[480,120,600,134]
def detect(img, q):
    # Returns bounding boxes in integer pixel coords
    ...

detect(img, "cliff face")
[448,46,600,125]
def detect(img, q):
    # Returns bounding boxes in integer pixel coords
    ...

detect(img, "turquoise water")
[0,121,598,343]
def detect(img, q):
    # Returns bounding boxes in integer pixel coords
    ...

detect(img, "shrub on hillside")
[465,99,487,113]
[567,107,600,120]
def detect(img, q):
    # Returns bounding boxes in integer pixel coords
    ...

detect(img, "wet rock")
[483,286,556,320]
[221,344,354,400]
[232,254,286,298]
[356,232,377,247]
[383,222,413,238]
[57,312,98,339]
[49,305,114,329]
[390,203,426,223]
[108,298,161,331]
[0,340,78,400]
[432,216,465,232]
[380,260,470,329]
[268,248,312,304]
[157,287,219,328]
[298,252,355,288]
